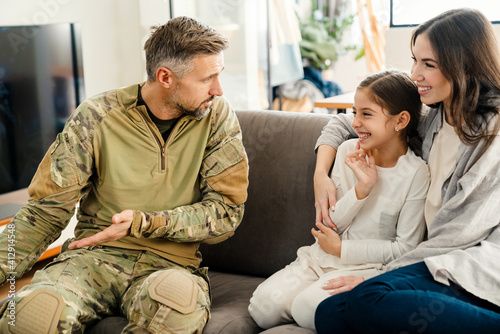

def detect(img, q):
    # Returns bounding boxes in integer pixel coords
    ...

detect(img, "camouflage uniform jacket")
[0,83,249,285]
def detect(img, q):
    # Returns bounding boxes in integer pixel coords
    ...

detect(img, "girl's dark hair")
[411,8,500,160]
[358,69,423,155]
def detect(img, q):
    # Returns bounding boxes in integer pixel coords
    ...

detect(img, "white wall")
[14,1,493,104]
[0,0,170,98]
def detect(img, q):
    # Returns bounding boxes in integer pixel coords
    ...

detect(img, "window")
[390,0,500,27]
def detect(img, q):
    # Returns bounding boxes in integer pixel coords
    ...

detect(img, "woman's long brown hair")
[411,8,500,163]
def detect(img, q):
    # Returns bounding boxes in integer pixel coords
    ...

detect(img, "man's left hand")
[68,210,134,249]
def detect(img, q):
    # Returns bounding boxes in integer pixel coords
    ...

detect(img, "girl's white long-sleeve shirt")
[310,139,430,270]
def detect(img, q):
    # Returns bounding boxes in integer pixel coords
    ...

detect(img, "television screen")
[0,23,84,195]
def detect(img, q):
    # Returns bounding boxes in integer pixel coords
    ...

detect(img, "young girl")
[315,8,500,334]
[248,69,430,330]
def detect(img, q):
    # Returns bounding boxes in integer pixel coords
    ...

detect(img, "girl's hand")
[314,171,338,230]
[311,221,342,257]
[322,275,365,295]
[345,143,377,199]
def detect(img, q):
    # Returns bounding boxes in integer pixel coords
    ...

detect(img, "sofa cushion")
[85,317,127,334]
[260,323,316,333]
[200,110,331,277]
[202,271,263,333]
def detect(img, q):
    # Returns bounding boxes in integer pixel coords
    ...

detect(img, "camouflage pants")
[0,246,210,334]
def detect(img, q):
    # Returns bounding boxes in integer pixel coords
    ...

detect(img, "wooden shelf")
[314,91,355,110]
[0,217,12,226]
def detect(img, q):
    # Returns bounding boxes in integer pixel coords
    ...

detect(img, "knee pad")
[2,289,64,334]
[148,270,198,315]
[142,270,208,333]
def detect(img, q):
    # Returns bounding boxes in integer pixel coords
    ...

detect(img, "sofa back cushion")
[200,110,331,277]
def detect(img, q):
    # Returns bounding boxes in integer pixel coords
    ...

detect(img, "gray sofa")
[4,110,332,333]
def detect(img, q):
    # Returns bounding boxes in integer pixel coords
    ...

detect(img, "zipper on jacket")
[138,110,186,171]
[139,112,167,171]
[160,147,166,170]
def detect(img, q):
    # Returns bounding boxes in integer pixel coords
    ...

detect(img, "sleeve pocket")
[202,137,245,178]
[50,133,80,188]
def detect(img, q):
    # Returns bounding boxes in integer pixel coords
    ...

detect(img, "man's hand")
[322,275,365,295]
[68,210,134,249]
[311,221,342,257]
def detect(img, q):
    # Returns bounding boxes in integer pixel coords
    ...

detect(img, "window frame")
[389,0,500,27]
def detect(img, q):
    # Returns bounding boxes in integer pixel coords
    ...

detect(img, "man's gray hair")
[144,16,229,80]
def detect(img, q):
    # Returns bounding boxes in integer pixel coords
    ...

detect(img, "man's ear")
[396,110,411,130]
[156,67,174,88]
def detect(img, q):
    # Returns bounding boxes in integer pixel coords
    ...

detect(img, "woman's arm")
[314,113,356,227]
[315,113,357,150]
[314,145,338,227]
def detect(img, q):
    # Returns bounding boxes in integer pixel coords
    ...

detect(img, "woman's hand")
[345,144,377,199]
[322,275,365,295]
[311,221,342,257]
[314,170,338,229]
[68,210,133,249]
[314,145,338,229]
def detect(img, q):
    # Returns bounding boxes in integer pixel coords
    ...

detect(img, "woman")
[313,8,500,333]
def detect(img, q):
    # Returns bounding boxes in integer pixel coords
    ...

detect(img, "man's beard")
[176,96,215,120]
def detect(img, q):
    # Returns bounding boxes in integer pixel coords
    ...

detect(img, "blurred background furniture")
[314,91,354,113]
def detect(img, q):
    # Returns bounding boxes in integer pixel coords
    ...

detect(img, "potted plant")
[298,0,363,71]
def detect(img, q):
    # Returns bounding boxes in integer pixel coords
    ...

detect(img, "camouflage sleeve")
[129,100,249,244]
[0,100,98,285]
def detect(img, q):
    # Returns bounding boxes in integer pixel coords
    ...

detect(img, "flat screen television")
[0,22,85,196]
